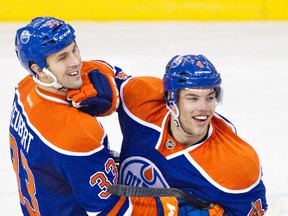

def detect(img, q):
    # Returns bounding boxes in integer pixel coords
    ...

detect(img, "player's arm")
[57,147,180,215]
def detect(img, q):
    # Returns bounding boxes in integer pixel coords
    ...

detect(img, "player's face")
[177,88,217,136]
[46,42,83,89]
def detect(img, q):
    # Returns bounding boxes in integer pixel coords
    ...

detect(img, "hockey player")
[72,54,268,215]
[9,16,179,215]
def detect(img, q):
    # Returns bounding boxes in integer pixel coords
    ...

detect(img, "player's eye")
[206,95,216,101]
[185,95,199,101]
[57,54,67,62]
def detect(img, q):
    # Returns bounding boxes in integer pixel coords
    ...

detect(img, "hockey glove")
[178,199,225,216]
[67,69,119,116]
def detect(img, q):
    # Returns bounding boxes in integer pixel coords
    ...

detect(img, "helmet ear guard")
[164,90,175,107]
[214,87,222,103]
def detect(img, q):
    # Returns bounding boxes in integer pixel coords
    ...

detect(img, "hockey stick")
[107,184,213,209]
[108,185,285,215]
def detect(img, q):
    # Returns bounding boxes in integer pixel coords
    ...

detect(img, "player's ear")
[30,63,43,77]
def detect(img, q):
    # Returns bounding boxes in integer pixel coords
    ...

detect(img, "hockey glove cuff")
[157,197,179,216]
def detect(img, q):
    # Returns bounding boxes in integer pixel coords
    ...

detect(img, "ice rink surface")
[1,21,288,215]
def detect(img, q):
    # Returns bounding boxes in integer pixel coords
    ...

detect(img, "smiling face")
[46,42,83,90]
[178,88,217,134]
[170,88,217,146]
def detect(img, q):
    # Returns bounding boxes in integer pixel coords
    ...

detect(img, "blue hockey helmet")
[15,16,76,76]
[163,54,222,105]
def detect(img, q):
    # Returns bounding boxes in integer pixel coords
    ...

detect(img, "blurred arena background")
[1,0,287,21]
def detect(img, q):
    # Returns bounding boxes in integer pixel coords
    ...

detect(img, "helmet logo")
[171,55,183,68]
[20,30,31,44]
[42,19,60,28]
[59,29,71,40]
[196,60,204,68]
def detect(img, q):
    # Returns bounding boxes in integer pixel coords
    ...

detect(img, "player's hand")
[67,69,119,116]
[208,204,225,216]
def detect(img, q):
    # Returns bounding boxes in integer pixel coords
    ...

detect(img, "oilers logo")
[170,55,183,68]
[20,30,31,44]
[119,156,169,188]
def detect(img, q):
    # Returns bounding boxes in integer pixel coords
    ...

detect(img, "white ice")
[1,21,287,215]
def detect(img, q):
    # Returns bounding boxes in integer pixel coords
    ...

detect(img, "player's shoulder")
[129,76,162,89]
[31,102,106,154]
[15,75,106,154]
[122,76,163,98]
[212,112,237,133]
[81,60,115,74]
[120,76,167,126]
[120,76,163,102]
[17,75,35,93]
[65,111,106,153]
[18,74,34,85]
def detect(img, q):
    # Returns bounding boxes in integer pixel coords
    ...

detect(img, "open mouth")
[68,70,79,76]
[193,115,208,122]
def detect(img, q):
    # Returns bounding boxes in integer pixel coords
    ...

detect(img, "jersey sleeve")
[48,136,179,216]
[116,75,167,127]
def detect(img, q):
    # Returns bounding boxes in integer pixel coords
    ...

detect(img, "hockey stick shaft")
[108,185,285,215]
[108,184,212,209]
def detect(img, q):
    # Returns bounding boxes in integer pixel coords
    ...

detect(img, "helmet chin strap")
[33,68,66,91]
[166,102,195,137]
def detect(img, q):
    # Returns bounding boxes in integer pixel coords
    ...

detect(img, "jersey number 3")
[10,135,40,216]
[89,158,118,199]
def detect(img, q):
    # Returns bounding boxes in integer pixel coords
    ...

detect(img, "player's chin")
[66,80,83,90]
[191,122,209,135]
